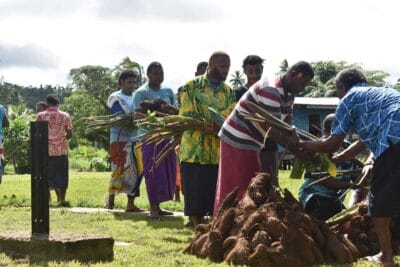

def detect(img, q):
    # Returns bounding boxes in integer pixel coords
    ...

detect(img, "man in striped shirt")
[214,61,314,214]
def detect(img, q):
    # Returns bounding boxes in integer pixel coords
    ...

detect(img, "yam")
[224,237,251,265]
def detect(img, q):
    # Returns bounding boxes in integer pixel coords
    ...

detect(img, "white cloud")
[0,0,399,89]
[0,43,58,69]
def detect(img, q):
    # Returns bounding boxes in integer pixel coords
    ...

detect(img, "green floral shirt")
[179,75,236,165]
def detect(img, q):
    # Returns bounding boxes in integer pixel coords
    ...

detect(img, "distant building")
[293,97,339,137]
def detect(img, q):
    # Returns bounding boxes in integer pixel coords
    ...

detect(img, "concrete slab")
[54,207,184,217]
[0,231,114,263]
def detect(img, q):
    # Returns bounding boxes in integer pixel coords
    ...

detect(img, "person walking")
[37,94,72,205]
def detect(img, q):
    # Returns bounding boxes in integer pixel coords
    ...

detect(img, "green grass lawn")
[0,171,397,266]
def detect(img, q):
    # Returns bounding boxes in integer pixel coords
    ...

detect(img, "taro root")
[251,230,272,249]
[321,224,353,263]
[340,234,360,260]
[283,188,301,207]
[223,236,237,258]
[259,202,287,220]
[224,237,251,265]
[194,223,211,235]
[248,244,274,267]
[183,223,211,254]
[264,217,287,241]
[192,232,209,258]
[282,217,318,266]
[214,207,237,238]
[215,187,239,217]
[241,211,264,237]
[207,230,224,262]
[247,223,262,241]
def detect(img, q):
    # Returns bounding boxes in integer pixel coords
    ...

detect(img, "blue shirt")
[107,90,136,143]
[332,84,400,157]
[132,84,176,139]
[0,105,4,140]
[299,140,354,208]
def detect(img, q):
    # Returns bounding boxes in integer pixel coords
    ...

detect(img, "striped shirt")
[332,84,400,158]
[219,76,294,151]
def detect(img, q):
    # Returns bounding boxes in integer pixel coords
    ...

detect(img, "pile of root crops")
[184,173,400,266]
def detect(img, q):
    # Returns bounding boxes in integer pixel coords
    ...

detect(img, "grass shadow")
[111,212,185,229]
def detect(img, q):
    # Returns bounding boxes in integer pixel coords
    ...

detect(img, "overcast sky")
[0,0,399,91]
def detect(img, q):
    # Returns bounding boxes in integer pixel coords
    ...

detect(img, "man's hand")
[355,164,373,186]
[286,127,300,147]
[331,152,346,163]
[202,121,219,134]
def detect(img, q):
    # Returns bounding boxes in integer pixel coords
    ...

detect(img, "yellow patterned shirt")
[179,75,236,165]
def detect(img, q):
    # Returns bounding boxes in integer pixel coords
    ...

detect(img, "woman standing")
[133,62,177,220]
[105,70,144,212]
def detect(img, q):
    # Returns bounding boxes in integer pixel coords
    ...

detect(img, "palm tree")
[278,59,289,74]
[114,57,146,86]
[229,70,245,90]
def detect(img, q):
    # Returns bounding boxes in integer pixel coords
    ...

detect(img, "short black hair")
[118,69,139,85]
[242,55,265,68]
[146,61,163,75]
[36,101,47,108]
[46,94,60,106]
[287,61,314,79]
[335,68,367,92]
[209,51,230,62]
[323,113,336,133]
[196,61,208,72]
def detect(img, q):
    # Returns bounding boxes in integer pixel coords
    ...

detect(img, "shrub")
[89,157,108,172]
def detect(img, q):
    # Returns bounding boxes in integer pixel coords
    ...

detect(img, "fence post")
[30,121,49,235]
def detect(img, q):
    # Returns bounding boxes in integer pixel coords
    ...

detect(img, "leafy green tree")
[114,57,146,85]
[66,57,145,151]
[394,78,400,90]
[69,65,117,112]
[278,59,289,74]
[299,61,390,97]
[229,70,245,90]
[61,90,108,150]
[3,104,34,174]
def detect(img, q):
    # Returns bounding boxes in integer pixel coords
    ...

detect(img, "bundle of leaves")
[239,102,337,179]
[135,107,225,166]
[184,173,359,266]
[83,111,144,134]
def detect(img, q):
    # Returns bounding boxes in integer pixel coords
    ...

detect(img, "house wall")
[292,105,336,133]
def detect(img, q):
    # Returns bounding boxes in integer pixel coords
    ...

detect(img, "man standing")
[235,55,265,101]
[290,68,400,266]
[37,94,72,205]
[179,51,235,227]
[0,104,9,183]
[214,61,314,214]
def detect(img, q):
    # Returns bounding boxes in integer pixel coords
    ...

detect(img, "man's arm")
[332,140,366,163]
[66,129,72,140]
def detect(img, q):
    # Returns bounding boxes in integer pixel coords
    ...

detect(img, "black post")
[30,121,49,235]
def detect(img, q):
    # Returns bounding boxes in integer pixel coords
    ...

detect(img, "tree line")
[1,58,400,173]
